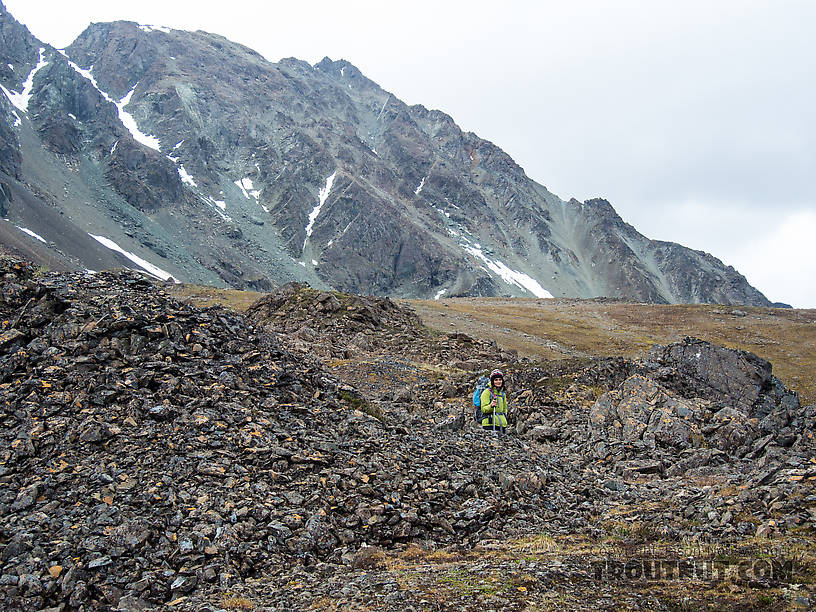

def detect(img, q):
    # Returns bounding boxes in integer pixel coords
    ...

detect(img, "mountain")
[0,3,771,305]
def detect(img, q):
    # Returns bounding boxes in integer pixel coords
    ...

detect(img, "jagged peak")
[70,21,267,63]
[314,56,362,78]
[278,56,314,72]
[583,197,614,210]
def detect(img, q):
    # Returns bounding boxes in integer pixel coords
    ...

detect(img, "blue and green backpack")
[472,375,490,423]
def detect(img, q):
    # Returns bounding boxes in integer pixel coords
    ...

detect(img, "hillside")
[166,283,816,407]
[3,260,810,609]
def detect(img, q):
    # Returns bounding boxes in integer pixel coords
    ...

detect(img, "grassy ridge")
[407,298,816,406]
[166,284,816,406]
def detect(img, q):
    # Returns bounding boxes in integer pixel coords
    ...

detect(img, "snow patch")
[68,113,76,120]
[65,60,100,91]
[415,176,426,195]
[16,226,46,243]
[88,233,177,282]
[434,288,446,300]
[235,177,260,200]
[462,244,553,298]
[173,140,183,150]
[64,58,160,151]
[201,196,230,221]
[117,87,161,151]
[311,259,318,266]
[11,110,21,127]
[138,24,171,34]
[0,48,48,112]
[6,64,12,70]
[376,96,389,121]
[178,165,197,187]
[303,171,336,249]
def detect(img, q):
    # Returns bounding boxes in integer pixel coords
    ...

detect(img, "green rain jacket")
[480,385,508,428]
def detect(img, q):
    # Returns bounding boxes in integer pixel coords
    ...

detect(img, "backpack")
[472,376,490,423]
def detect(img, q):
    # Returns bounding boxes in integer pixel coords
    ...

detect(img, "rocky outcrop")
[589,375,704,450]
[646,337,799,419]
[0,108,20,179]
[105,137,193,213]
[588,338,808,468]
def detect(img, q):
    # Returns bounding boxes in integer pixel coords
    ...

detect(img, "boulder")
[646,337,799,419]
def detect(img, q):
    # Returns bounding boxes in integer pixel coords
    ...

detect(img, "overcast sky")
[5,0,815,307]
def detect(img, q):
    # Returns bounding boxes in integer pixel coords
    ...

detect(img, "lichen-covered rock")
[589,375,704,450]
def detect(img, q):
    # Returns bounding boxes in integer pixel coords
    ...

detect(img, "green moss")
[338,389,383,421]
[538,376,573,394]
[438,569,512,597]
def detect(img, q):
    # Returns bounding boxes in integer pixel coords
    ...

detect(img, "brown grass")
[407,298,816,406]
[377,531,816,610]
[166,283,262,312]
[221,595,255,610]
[160,283,816,406]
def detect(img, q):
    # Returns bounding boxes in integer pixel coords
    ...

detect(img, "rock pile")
[245,282,423,359]
[245,282,516,367]
[0,261,553,610]
[1,259,814,610]
[249,282,816,551]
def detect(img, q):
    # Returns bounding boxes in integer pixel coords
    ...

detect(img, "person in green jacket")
[481,369,508,434]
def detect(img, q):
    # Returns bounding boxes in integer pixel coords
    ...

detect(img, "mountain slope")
[0,3,771,305]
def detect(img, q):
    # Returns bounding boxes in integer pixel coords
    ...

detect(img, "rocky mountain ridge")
[0,257,813,609]
[0,2,772,305]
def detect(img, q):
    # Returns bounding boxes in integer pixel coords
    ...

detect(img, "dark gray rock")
[646,337,799,419]
[10,483,39,512]
[0,259,810,611]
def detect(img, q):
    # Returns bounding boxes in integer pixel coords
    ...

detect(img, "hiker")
[480,369,508,434]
